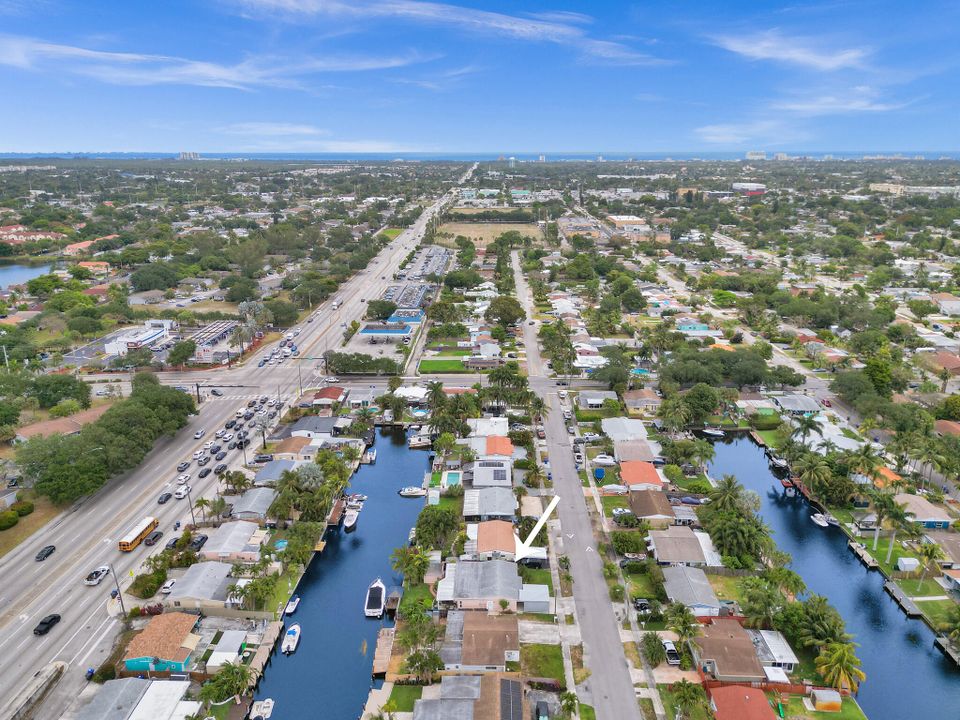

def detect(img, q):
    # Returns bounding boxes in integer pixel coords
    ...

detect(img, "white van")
[174,485,191,500]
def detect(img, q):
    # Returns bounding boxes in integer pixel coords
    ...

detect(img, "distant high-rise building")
[745,151,767,160]
[177,151,200,160]
[596,154,604,162]
[508,156,516,168]
[538,154,546,162]
[774,152,789,161]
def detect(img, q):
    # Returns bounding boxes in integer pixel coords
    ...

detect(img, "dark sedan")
[215,451,227,461]
[157,492,173,504]
[189,534,208,551]
[213,463,228,475]
[198,467,212,478]
[177,461,191,472]
[35,545,56,561]
[33,614,61,635]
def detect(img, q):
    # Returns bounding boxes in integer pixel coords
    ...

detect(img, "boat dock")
[249,621,284,684]
[750,430,766,447]
[884,581,921,617]
[385,587,402,618]
[935,636,960,666]
[371,628,395,678]
[327,498,345,527]
[848,540,879,568]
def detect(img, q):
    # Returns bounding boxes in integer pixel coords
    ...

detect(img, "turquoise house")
[123,612,199,673]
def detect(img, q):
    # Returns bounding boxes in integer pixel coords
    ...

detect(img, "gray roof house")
[578,389,619,410]
[199,520,263,563]
[254,459,302,486]
[600,417,648,442]
[290,416,338,439]
[438,559,523,611]
[231,487,277,521]
[468,457,513,489]
[164,562,234,612]
[662,566,721,616]
[463,487,517,521]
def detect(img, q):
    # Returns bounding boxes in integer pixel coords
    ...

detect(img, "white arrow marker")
[514,495,560,562]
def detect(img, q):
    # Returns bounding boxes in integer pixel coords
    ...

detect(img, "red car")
[822,398,832,407]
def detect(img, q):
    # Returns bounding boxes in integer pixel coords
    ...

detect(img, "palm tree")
[869,489,896,551]
[690,439,715,474]
[559,691,578,719]
[848,444,882,486]
[670,680,707,719]
[791,413,823,446]
[658,396,691,438]
[529,395,546,422]
[208,495,228,521]
[793,454,833,499]
[666,603,699,648]
[525,463,545,489]
[707,475,747,514]
[199,660,252,703]
[426,381,447,413]
[916,542,945,593]
[193,497,210,523]
[883,501,910,567]
[815,642,866,692]
[942,604,960,645]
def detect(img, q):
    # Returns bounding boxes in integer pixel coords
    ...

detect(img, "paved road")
[0,190,454,718]
[514,251,642,720]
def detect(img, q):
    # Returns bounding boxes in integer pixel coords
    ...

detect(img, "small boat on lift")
[770,456,790,470]
[250,698,275,720]
[408,433,432,448]
[365,578,386,618]
[701,427,725,438]
[281,624,301,654]
[284,594,300,615]
[810,513,829,528]
[344,509,359,532]
[399,486,427,498]
[824,513,840,527]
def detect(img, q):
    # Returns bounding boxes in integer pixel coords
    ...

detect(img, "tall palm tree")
[794,454,833,499]
[690,439,715,474]
[848,444,882,485]
[426,382,447,414]
[916,542,945,593]
[670,680,708,719]
[869,489,896,551]
[559,691,578,719]
[666,603,699,648]
[883,501,911,567]
[658,396,691,438]
[708,475,747,514]
[815,642,866,692]
[193,497,210,523]
[791,413,823,446]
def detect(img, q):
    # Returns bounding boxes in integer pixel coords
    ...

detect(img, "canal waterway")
[253,427,430,719]
[0,262,54,290]
[708,436,960,720]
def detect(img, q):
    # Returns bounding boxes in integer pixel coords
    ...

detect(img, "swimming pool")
[443,471,461,486]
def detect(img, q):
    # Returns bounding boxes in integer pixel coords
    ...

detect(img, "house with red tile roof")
[709,686,777,720]
[935,419,960,437]
[485,436,514,457]
[620,461,663,490]
[313,386,348,407]
[475,520,516,558]
[64,239,95,255]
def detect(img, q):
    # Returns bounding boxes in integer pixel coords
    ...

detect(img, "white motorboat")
[281,623,301,654]
[365,578,386,618]
[701,428,725,438]
[810,513,829,528]
[824,513,840,527]
[408,434,432,448]
[344,509,359,532]
[284,594,300,615]
[770,456,790,469]
[399,486,427,497]
[250,698,275,720]
[347,493,368,502]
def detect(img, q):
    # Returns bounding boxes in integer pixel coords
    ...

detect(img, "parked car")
[582,432,601,442]
[593,454,616,466]
[160,579,177,594]
[662,640,681,665]
[35,545,56,561]
[536,426,546,439]
[611,507,633,518]
[189,534,208,551]
[633,598,651,613]
[83,566,110,586]
[157,492,173,504]
[255,453,274,463]
[33,614,61,636]
[165,536,181,550]
[567,426,575,435]
[144,530,164,546]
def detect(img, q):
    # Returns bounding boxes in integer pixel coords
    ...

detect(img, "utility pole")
[185,486,197,526]
[0,345,8,370]
[195,383,202,405]
[109,564,126,617]
[297,363,303,397]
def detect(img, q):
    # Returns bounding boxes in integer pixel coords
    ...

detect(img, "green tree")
[199,661,252,704]
[641,631,666,666]
[484,296,525,327]
[413,505,459,551]
[670,679,708,719]
[815,642,866,692]
[166,340,197,368]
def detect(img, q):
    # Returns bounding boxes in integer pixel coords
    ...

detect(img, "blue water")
[708,437,960,720]
[253,428,430,719]
[0,263,54,290]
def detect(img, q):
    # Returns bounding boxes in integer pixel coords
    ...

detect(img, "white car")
[203,441,214,450]
[193,429,206,439]
[192,450,204,459]
[176,473,191,485]
[223,433,234,442]
[174,486,191,500]
[160,579,176,594]
[593,454,617,466]
[215,429,226,438]
[293,328,301,336]
[325,376,339,383]
[83,566,111,586]
[582,433,601,442]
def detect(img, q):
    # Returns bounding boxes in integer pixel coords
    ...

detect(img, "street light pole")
[185,486,197,526]
[109,563,126,617]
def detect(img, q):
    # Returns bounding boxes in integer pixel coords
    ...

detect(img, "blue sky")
[0,0,957,153]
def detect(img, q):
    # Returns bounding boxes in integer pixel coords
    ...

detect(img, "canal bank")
[708,436,960,720]
[253,427,430,719]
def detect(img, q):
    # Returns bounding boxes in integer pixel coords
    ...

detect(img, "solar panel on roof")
[493,469,507,482]
[500,679,523,720]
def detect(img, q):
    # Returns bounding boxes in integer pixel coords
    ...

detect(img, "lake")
[708,436,960,720]
[0,262,55,290]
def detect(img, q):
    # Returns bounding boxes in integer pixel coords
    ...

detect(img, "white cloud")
[229,137,422,152]
[234,0,665,66]
[218,122,330,136]
[772,86,909,115]
[712,29,868,71]
[394,63,479,91]
[695,120,792,145]
[0,34,430,89]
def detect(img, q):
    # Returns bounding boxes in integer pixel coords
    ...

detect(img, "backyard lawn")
[520,644,565,687]
[707,574,745,604]
[600,495,629,516]
[520,567,555,595]
[387,683,423,711]
[781,695,867,720]
[418,359,467,373]
[915,598,957,630]
[399,582,434,616]
[863,536,919,575]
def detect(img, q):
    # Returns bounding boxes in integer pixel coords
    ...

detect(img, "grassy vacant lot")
[418,359,467,373]
[864,536,919,575]
[0,492,60,559]
[380,227,403,239]
[707,574,745,604]
[387,684,423,711]
[439,222,543,246]
[600,494,629,516]
[626,571,656,599]
[520,643,565,687]
[782,695,867,720]
[916,598,957,629]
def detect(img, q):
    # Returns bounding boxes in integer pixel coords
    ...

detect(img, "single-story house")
[648,526,721,566]
[926,530,960,569]
[272,436,314,461]
[600,417,648,442]
[14,404,111,443]
[662,565,721,616]
[441,610,519,672]
[123,613,199,673]
[289,416,338,439]
[348,388,377,409]
[413,675,524,720]
[692,619,766,683]
[469,457,513,489]
[463,488,517,521]
[73,679,199,720]
[895,493,953,529]
[438,559,523,612]
[747,629,799,673]
[206,629,247,672]
[467,417,510,437]
[518,583,552,614]
[614,439,656,462]
[709,686,777,720]
[231,487,278,521]
[578,390,619,410]
[620,461,663,491]
[773,394,821,415]
[628,490,676,527]
[474,520,517,560]
[623,388,661,415]
[254,459,304,486]
[164,561,234,612]
[313,386,348,407]
[200,521,265,563]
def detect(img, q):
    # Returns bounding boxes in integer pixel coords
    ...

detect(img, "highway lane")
[0,191,453,718]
